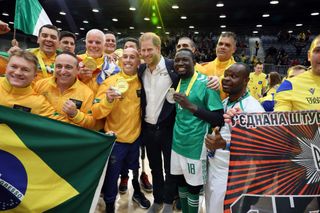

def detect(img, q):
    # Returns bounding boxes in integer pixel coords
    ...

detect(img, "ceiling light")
[112,18,118,22]
[9,21,14,25]
[83,20,89,24]
[253,30,258,34]
[256,24,262,27]
[194,31,199,34]
[165,32,170,34]
[288,30,293,33]
[56,20,61,23]
[216,2,224,7]
[181,16,187,19]
[311,12,319,16]
[129,7,136,11]
[58,28,62,31]
[144,17,150,21]
[220,25,226,28]
[92,9,99,13]
[296,23,303,27]
[157,26,162,29]
[129,26,134,29]
[104,28,108,31]
[262,13,270,17]
[117,32,121,35]
[189,26,194,29]
[219,14,226,18]
[59,11,66,15]
[221,31,226,34]
[2,13,9,16]
[270,1,279,4]
[75,32,79,35]
[80,28,85,30]
[172,5,179,9]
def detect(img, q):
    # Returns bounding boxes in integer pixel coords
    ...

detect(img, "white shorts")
[170,150,207,186]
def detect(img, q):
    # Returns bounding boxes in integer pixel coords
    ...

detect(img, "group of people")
[1,20,320,213]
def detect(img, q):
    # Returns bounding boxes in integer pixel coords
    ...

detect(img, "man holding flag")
[9,0,59,83]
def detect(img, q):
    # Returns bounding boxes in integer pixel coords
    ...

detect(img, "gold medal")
[115,77,129,94]
[83,57,97,70]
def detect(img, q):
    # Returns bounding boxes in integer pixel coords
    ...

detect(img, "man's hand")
[11,39,19,47]
[63,100,78,118]
[8,45,21,55]
[207,76,220,90]
[173,92,197,113]
[106,87,122,103]
[223,107,242,124]
[78,62,93,83]
[205,127,226,150]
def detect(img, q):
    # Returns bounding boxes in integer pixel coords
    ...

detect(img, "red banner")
[225,111,320,213]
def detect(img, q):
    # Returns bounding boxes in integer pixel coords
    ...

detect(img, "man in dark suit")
[138,32,179,213]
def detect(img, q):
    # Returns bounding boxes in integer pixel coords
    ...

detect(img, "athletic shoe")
[118,177,129,194]
[132,192,151,209]
[140,172,153,192]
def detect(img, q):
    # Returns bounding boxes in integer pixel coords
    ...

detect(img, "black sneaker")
[140,172,153,192]
[132,192,151,209]
[118,177,129,194]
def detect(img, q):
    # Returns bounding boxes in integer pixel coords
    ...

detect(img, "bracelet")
[224,141,231,151]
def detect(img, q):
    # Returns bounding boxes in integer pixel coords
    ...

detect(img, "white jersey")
[205,94,265,213]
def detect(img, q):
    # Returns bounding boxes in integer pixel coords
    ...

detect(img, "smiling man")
[104,32,117,55]
[171,48,223,213]
[28,24,60,82]
[78,29,120,94]
[0,49,67,121]
[138,32,179,213]
[91,48,145,213]
[205,62,264,213]
[34,52,95,129]
[176,37,207,74]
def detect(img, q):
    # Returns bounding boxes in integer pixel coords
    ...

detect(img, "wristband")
[224,141,231,151]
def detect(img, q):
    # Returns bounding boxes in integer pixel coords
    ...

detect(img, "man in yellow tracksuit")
[91,48,146,213]
[202,32,237,100]
[78,29,120,94]
[34,52,95,129]
[28,25,60,83]
[0,49,66,122]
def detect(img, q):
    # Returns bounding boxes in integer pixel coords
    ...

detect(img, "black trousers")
[142,123,176,204]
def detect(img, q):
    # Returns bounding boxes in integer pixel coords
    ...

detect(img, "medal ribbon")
[176,71,198,96]
[36,51,48,78]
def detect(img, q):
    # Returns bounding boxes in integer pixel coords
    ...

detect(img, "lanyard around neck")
[176,71,198,96]
[36,51,49,78]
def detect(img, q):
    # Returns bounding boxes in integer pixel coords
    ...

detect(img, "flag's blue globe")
[0,149,27,210]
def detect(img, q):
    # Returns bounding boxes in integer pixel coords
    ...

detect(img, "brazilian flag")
[0,105,115,212]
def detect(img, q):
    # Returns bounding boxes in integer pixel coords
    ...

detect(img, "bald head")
[122,48,140,75]
[85,29,105,58]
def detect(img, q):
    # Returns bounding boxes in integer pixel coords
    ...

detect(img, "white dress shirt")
[143,56,173,124]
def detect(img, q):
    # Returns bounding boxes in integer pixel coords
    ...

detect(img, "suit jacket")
[138,58,179,127]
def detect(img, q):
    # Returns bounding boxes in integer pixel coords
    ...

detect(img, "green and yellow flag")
[0,105,115,212]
